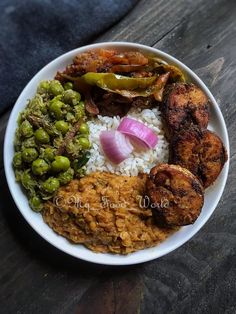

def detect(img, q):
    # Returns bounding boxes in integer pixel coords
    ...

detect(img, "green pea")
[37,80,50,94]
[22,148,38,163]
[55,120,69,134]
[29,196,43,212]
[49,80,64,96]
[64,82,73,90]
[79,137,90,149]
[20,120,34,138]
[79,123,89,134]
[43,147,55,162]
[51,156,70,173]
[21,170,36,191]
[35,128,50,144]
[63,89,81,105]
[57,167,74,185]
[32,159,49,176]
[13,152,22,168]
[49,100,64,120]
[42,177,60,194]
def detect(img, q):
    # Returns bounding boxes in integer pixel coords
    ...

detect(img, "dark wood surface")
[1,0,236,313]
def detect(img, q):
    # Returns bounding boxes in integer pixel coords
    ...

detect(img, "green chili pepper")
[147,57,185,82]
[81,72,157,90]
[80,72,169,101]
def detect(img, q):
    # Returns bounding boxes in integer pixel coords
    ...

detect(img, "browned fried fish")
[161,83,209,138]
[169,127,228,188]
[146,164,204,226]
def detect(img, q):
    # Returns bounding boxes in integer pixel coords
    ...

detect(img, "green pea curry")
[13,79,90,211]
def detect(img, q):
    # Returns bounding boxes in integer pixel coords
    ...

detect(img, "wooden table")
[1,0,235,313]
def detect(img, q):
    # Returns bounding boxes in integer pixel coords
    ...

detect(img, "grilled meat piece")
[161,83,209,138]
[169,127,228,188]
[146,164,204,226]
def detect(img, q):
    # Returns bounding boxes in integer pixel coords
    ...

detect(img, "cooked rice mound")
[43,172,177,254]
[86,107,169,176]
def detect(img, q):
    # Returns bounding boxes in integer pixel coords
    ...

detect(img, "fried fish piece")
[161,83,209,138]
[146,164,204,226]
[169,127,228,188]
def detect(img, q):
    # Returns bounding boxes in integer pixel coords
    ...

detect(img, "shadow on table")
[0,170,143,275]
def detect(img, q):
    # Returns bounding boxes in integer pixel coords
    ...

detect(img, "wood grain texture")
[0,0,236,313]
[97,0,207,46]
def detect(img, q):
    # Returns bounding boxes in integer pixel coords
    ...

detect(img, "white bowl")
[4,42,230,265]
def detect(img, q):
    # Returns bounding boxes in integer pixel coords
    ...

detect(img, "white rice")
[86,107,169,176]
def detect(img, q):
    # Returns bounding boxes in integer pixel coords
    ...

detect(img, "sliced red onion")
[100,130,133,164]
[117,117,158,149]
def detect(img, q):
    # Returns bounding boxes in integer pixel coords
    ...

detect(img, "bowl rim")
[4,41,230,265]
